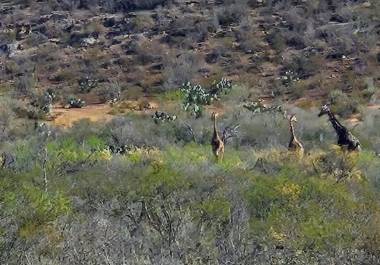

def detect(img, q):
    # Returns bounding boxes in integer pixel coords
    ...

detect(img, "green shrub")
[246,162,375,251]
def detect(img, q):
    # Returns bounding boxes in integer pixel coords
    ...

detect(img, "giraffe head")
[288,114,297,123]
[211,112,219,120]
[318,104,330,117]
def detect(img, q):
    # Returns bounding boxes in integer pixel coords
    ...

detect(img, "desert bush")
[361,77,377,101]
[1,96,380,262]
[247,166,373,251]
[356,111,380,153]
[235,17,261,54]
[130,14,155,33]
[266,29,287,53]
[29,90,55,115]
[281,55,317,84]
[23,32,48,48]
[97,82,121,103]
[1,136,380,264]
[14,74,36,97]
[163,52,201,90]
[1,0,380,263]
[216,3,248,27]
[0,98,16,141]
[236,106,338,150]
[328,89,360,117]
[134,40,164,66]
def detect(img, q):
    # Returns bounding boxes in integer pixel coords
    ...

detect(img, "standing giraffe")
[318,105,361,151]
[211,112,224,162]
[288,114,304,156]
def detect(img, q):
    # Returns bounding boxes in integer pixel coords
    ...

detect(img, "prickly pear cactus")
[180,78,232,118]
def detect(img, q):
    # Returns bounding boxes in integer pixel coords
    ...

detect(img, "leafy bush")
[0,117,380,263]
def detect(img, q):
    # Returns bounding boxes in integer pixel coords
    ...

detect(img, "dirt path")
[51,104,114,128]
[49,98,161,128]
[346,104,380,126]
[48,97,380,128]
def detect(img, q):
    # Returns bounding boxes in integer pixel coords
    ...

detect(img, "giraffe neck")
[327,111,346,135]
[213,116,218,138]
[289,120,296,140]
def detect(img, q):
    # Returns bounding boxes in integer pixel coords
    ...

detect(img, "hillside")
[1,1,379,110]
[1,0,380,264]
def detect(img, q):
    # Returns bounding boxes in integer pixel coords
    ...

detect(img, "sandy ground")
[49,99,380,128]
[344,104,380,126]
[51,104,114,128]
[50,98,160,128]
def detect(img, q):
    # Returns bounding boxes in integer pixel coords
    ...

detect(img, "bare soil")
[51,104,114,128]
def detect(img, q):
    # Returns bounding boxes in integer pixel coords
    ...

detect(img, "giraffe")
[288,114,304,157]
[0,152,15,169]
[211,112,224,162]
[318,105,361,151]
[0,153,4,168]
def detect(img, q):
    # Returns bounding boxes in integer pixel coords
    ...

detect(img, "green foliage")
[86,135,107,150]
[1,108,380,263]
[164,144,209,166]
[199,197,231,222]
[159,90,184,101]
[218,149,247,171]
[1,0,380,261]
[47,138,90,163]
[0,172,71,240]
[23,186,71,223]
[13,139,37,170]
[361,77,377,100]
[140,164,187,196]
[246,149,376,251]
